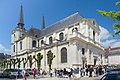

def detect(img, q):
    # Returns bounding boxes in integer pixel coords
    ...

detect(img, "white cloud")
[102,39,117,47]
[0,44,4,50]
[0,43,11,54]
[99,26,110,40]
[99,26,120,48]
[111,41,120,48]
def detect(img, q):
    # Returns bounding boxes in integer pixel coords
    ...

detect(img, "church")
[11,3,105,70]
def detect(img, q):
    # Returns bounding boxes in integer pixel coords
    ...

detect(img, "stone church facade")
[11,4,105,70]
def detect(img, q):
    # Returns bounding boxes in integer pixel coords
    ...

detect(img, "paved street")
[0,75,103,80]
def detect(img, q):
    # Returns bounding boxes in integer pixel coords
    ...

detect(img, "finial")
[20,0,22,5]
[42,16,45,29]
[17,0,24,29]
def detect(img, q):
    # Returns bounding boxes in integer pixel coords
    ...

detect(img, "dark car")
[106,68,120,73]
[26,69,33,75]
[2,69,23,79]
[100,71,120,80]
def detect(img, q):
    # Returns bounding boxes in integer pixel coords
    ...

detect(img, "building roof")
[27,27,41,37]
[105,47,120,56]
[40,12,83,37]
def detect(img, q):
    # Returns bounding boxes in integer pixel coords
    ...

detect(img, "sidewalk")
[17,75,103,80]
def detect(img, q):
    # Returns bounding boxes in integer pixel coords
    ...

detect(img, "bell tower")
[11,1,26,55]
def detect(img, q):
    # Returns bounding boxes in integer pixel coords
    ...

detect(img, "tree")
[17,58,24,69]
[6,60,12,69]
[0,61,3,69]
[33,53,43,70]
[3,60,7,68]
[11,58,18,69]
[98,1,120,37]
[28,55,36,68]
[22,58,28,68]
[47,50,55,72]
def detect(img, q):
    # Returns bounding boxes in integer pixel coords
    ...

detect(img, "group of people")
[80,65,105,77]
[54,68,74,78]
[22,65,109,80]
[53,65,107,78]
[23,68,43,80]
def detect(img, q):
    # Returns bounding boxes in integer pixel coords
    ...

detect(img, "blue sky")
[0,0,119,54]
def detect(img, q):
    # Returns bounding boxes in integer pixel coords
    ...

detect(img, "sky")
[0,0,120,54]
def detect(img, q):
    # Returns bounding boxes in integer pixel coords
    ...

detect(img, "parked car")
[100,71,120,80]
[2,69,23,79]
[106,68,120,73]
[19,69,30,77]
[26,69,33,75]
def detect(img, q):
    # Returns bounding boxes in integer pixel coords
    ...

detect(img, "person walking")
[33,68,37,79]
[89,66,93,77]
[86,67,89,76]
[50,69,53,77]
[23,69,27,80]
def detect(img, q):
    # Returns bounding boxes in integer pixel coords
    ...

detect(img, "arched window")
[41,40,44,45]
[49,37,53,45]
[59,32,64,41]
[93,31,95,41]
[13,45,15,52]
[61,47,67,63]
[20,41,22,50]
[89,50,91,60]
[47,50,51,64]
[32,40,36,47]
[82,48,85,55]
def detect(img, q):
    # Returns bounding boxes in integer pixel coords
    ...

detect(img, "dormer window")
[35,35,38,38]
[93,21,95,25]
[49,37,53,45]
[59,32,64,41]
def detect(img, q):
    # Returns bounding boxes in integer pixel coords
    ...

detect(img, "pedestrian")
[89,66,93,77]
[50,69,53,77]
[54,68,57,77]
[33,68,37,79]
[23,69,27,80]
[86,67,88,76]
[80,68,83,77]
[40,68,43,76]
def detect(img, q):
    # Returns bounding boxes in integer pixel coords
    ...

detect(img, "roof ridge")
[43,12,81,30]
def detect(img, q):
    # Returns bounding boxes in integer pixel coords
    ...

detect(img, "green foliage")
[23,58,28,68]
[28,55,35,68]
[47,51,55,70]
[0,61,3,68]
[33,53,43,69]
[116,1,120,6]
[10,58,18,69]
[98,1,120,37]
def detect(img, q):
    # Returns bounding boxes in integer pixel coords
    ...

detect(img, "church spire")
[17,1,24,29]
[41,16,45,29]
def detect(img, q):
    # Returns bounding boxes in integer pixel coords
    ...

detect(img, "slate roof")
[27,27,41,37]
[26,12,83,38]
[40,12,83,37]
